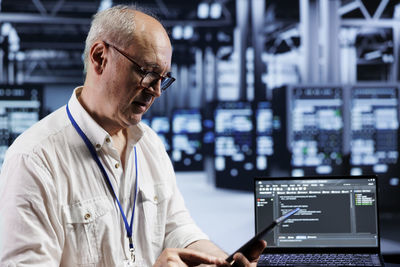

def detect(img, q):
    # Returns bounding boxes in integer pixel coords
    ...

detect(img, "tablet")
[226,207,300,264]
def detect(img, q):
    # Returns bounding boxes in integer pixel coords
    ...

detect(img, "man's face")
[102,31,172,128]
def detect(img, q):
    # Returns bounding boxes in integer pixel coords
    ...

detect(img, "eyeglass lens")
[142,73,174,91]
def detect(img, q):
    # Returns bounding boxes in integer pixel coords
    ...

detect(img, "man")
[0,5,265,266]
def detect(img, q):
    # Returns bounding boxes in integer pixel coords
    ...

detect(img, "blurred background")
[0,0,399,258]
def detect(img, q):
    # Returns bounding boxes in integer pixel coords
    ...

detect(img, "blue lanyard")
[66,104,138,255]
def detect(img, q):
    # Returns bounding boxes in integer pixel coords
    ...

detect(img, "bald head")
[83,5,171,73]
[130,10,172,55]
[132,10,168,38]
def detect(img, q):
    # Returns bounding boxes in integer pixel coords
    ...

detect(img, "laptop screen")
[255,176,379,248]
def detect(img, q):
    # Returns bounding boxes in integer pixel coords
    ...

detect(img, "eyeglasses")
[103,41,175,92]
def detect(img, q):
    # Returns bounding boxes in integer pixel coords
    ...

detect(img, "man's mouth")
[131,99,150,113]
[131,93,153,112]
[133,101,147,107]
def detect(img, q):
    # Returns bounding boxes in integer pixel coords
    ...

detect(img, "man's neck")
[111,129,128,169]
[77,85,128,165]
[78,85,121,134]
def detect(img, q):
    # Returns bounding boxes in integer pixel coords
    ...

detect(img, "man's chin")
[128,115,143,126]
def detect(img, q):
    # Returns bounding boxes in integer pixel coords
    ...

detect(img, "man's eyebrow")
[143,61,172,74]
[142,62,162,72]
[143,61,160,69]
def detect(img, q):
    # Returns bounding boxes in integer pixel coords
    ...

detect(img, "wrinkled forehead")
[132,30,173,72]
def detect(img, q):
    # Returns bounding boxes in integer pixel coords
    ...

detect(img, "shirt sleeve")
[161,152,209,249]
[0,152,63,266]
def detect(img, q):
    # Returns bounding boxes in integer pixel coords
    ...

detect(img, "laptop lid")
[254,175,381,254]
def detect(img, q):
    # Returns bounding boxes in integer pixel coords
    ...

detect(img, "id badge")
[123,259,145,267]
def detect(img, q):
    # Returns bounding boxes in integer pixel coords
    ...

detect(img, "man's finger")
[246,239,267,262]
[231,253,249,267]
[178,248,226,266]
[230,240,267,266]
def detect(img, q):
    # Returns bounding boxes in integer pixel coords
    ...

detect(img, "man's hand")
[184,239,267,267]
[229,240,267,267]
[153,248,227,267]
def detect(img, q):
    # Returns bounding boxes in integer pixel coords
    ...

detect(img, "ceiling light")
[172,25,183,40]
[183,25,194,40]
[197,2,209,19]
[210,2,222,19]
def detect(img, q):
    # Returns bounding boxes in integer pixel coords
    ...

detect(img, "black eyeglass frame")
[103,41,175,91]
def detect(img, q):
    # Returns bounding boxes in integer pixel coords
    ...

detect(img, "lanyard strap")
[66,104,138,250]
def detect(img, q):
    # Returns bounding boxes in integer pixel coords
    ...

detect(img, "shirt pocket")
[139,184,172,247]
[63,196,114,266]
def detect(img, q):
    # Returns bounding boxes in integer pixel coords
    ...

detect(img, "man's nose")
[145,80,162,97]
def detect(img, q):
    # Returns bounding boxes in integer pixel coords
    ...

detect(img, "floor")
[176,171,254,253]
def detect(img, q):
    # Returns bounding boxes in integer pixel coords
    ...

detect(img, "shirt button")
[106,137,111,143]
[95,144,101,149]
[153,196,158,202]
[84,213,91,220]
[115,162,120,169]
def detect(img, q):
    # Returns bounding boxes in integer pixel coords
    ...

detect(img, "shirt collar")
[67,86,145,151]
[127,121,145,147]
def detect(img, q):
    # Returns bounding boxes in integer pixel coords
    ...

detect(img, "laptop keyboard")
[258,253,382,266]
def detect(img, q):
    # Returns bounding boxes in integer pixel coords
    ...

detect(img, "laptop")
[254,175,384,266]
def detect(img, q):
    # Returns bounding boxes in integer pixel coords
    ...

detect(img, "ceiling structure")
[0,0,235,84]
[0,0,398,85]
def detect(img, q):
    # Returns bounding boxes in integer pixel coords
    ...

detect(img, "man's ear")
[90,42,107,75]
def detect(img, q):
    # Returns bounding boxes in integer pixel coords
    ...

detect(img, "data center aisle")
[176,171,254,254]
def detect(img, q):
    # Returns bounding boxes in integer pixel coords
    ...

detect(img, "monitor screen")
[214,102,253,160]
[202,102,215,153]
[214,101,255,190]
[0,86,42,166]
[255,177,379,248]
[349,85,400,212]
[171,109,203,169]
[288,86,344,177]
[150,116,170,151]
[172,109,202,134]
[256,101,273,170]
[350,86,398,175]
[141,118,150,126]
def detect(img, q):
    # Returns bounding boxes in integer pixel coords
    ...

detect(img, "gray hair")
[83,5,137,73]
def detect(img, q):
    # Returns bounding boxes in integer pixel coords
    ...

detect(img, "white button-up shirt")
[0,87,208,266]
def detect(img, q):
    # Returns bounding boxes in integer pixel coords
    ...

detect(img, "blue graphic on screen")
[256,102,273,170]
[141,118,150,126]
[171,109,202,165]
[290,87,343,177]
[150,116,170,151]
[350,87,399,176]
[214,102,253,172]
[0,87,42,166]
[203,118,214,144]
